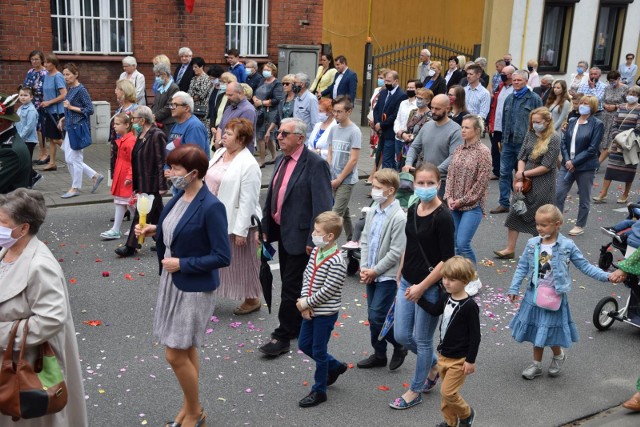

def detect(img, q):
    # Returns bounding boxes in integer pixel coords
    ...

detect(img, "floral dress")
[23,68,48,108]
[602,83,629,149]
[188,74,213,125]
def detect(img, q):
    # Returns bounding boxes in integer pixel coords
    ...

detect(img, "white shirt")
[570,120,585,159]
[393,98,418,135]
[333,67,348,99]
[494,84,513,132]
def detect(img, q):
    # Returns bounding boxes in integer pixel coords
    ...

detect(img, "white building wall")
[508,0,639,82]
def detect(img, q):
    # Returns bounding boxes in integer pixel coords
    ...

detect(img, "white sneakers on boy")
[548,352,567,377]
[465,278,482,296]
[522,361,542,380]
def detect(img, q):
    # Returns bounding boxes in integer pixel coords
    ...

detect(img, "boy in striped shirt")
[296,211,348,407]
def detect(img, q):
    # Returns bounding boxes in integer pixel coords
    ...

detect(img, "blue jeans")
[555,166,595,228]
[451,206,483,266]
[393,277,439,392]
[366,280,401,357]
[382,138,396,169]
[498,142,522,208]
[298,312,342,394]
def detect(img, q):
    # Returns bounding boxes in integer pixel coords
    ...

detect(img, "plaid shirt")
[577,81,606,111]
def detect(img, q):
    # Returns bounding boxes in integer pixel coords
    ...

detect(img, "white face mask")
[627,95,639,104]
[0,225,22,249]
[428,69,436,77]
[317,112,329,122]
[532,123,546,134]
[312,234,328,249]
[371,188,388,204]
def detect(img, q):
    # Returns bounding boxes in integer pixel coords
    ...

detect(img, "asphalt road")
[35,174,640,427]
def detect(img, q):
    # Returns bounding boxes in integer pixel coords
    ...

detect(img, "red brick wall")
[0,0,322,112]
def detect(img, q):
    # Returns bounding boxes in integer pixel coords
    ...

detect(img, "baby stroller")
[592,274,640,331]
[597,203,640,270]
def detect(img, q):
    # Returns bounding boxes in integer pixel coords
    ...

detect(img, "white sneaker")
[100,230,122,240]
[522,361,543,380]
[465,278,482,296]
[342,240,360,250]
[548,352,566,377]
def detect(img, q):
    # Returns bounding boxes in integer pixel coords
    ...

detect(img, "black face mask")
[527,66,534,72]
[406,90,416,98]
[500,74,508,83]
[292,85,302,94]
[385,83,394,91]
[504,61,511,66]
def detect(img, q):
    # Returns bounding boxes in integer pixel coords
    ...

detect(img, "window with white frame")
[225,0,269,56]
[50,0,132,54]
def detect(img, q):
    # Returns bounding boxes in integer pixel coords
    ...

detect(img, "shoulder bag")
[67,120,92,150]
[411,204,446,295]
[0,320,68,421]
[532,241,562,311]
[613,104,640,147]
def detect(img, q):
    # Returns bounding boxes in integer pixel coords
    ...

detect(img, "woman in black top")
[390,163,455,410]
[447,85,470,125]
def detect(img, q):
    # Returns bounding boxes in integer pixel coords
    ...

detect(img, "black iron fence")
[361,36,480,125]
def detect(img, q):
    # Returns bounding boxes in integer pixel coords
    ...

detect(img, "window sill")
[54,54,132,62]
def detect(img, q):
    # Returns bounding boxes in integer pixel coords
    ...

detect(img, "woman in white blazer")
[205,118,263,315]
[0,189,87,426]
[307,97,337,160]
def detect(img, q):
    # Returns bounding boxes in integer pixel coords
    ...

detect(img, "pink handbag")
[533,243,562,311]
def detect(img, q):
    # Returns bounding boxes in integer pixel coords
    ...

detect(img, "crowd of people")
[1,45,640,426]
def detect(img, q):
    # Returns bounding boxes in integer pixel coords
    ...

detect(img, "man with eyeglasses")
[292,73,319,140]
[487,65,515,179]
[166,91,210,162]
[259,117,333,357]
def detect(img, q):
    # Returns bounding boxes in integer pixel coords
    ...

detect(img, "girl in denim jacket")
[507,204,614,380]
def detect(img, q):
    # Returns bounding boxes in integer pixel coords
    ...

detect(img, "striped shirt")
[464,84,491,118]
[299,246,346,316]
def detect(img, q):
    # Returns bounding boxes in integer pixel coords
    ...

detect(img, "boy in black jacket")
[418,256,481,427]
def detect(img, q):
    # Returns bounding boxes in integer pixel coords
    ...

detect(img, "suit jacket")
[262,146,333,255]
[132,125,168,193]
[446,69,465,89]
[373,87,408,140]
[156,185,231,292]
[425,76,447,96]
[322,68,357,101]
[560,116,604,172]
[0,238,88,426]
[533,86,552,105]
[208,147,262,236]
[152,82,180,132]
[174,61,195,92]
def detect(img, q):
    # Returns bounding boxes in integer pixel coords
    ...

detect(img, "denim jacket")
[508,234,609,295]
[501,90,543,145]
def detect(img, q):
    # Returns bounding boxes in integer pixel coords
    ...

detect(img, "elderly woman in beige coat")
[0,189,87,427]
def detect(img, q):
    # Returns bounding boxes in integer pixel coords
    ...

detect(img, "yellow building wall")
[481,0,514,75]
[322,0,485,98]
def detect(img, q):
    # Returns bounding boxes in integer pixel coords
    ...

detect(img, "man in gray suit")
[259,117,334,357]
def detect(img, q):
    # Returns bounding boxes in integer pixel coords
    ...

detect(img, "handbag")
[512,176,532,194]
[256,107,266,127]
[0,320,68,421]
[193,104,207,118]
[67,121,91,150]
[532,242,562,311]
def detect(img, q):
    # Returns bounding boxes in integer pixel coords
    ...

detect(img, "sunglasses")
[277,130,302,138]
[282,82,291,86]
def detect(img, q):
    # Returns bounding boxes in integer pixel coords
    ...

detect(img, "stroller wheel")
[593,297,618,331]
[598,251,613,270]
[346,251,360,276]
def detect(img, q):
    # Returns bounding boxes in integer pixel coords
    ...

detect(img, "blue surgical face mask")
[219,83,227,92]
[155,76,164,85]
[377,78,384,87]
[414,186,438,202]
[578,105,591,115]
[262,70,272,79]
[576,67,585,75]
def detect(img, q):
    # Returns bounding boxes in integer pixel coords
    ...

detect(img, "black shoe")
[389,347,408,371]
[327,362,348,386]
[356,354,387,369]
[150,245,157,252]
[35,156,50,165]
[298,391,327,408]
[31,173,43,188]
[459,408,475,426]
[115,245,136,258]
[259,338,290,356]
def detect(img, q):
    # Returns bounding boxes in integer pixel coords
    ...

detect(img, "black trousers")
[490,131,502,178]
[272,240,309,341]
[125,192,164,249]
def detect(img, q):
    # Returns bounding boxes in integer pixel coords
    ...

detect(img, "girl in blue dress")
[507,204,614,380]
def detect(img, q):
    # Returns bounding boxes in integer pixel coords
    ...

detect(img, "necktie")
[271,155,292,214]
[176,65,186,83]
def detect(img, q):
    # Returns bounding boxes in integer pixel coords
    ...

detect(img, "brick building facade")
[0,0,322,110]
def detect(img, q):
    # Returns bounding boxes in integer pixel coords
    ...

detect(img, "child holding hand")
[296,211,348,408]
[508,204,615,380]
[101,112,135,240]
[417,256,480,427]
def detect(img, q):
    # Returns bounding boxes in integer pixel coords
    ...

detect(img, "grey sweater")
[360,200,407,279]
[405,119,463,178]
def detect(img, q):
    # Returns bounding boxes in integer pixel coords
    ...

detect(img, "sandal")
[389,393,423,410]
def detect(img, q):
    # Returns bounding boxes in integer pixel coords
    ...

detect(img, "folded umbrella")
[378,298,396,341]
[252,215,275,313]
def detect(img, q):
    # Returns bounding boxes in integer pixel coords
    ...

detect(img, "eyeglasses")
[333,109,346,114]
[282,82,291,86]
[169,103,187,109]
[277,130,302,138]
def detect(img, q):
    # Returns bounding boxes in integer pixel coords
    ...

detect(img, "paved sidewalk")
[564,405,640,426]
[34,106,377,208]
